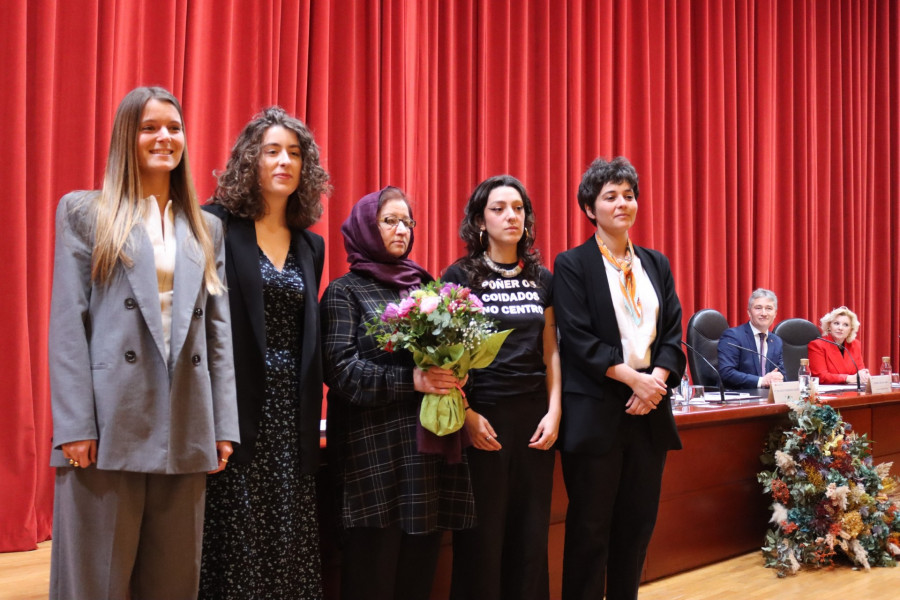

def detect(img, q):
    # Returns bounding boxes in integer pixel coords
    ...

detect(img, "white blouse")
[140,196,176,359]
[602,253,660,371]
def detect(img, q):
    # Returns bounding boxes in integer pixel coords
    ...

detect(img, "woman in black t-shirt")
[444,175,561,600]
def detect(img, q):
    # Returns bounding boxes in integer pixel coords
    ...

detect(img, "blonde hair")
[92,86,223,294]
[820,306,860,344]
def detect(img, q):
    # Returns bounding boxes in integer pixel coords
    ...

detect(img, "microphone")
[815,336,862,393]
[680,340,727,404]
[726,341,785,378]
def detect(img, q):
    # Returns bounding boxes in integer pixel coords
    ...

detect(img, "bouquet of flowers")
[757,397,900,577]
[366,280,512,436]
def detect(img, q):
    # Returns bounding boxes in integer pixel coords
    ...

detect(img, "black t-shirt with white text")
[442,263,552,402]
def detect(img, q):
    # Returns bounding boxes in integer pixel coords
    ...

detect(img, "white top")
[141,196,176,359]
[603,253,659,370]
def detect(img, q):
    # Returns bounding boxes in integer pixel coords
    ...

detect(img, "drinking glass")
[892,373,899,386]
[689,385,705,404]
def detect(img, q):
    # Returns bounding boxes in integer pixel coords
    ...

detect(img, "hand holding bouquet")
[367,280,512,436]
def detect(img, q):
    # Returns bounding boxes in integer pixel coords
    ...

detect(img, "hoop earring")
[480,230,488,249]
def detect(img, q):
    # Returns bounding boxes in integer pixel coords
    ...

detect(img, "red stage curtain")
[1,0,897,552]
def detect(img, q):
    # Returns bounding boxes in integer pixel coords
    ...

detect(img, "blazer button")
[124,298,137,309]
[191,354,202,366]
[193,307,203,318]
[124,350,137,363]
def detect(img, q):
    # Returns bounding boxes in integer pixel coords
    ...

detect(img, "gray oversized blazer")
[48,191,239,474]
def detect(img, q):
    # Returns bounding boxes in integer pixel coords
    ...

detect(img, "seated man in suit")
[718,288,785,389]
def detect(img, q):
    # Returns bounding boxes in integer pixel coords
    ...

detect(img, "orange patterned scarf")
[595,233,643,324]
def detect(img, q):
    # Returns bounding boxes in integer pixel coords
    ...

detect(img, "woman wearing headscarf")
[48,86,237,599]
[321,187,475,600]
[553,157,685,600]
[199,106,331,598]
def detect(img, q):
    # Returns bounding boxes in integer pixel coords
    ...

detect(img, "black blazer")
[204,204,325,474]
[553,237,685,455]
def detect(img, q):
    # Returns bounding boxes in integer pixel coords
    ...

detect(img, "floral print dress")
[199,248,322,599]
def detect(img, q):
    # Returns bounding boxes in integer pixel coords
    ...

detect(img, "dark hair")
[377,186,410,211]
[451,174,542,287]
[213,106,331,229]
[577,156,640,226]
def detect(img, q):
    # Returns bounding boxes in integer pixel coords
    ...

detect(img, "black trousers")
[560,416,668,600]
[450,395,555,600]
[340,526,442,600]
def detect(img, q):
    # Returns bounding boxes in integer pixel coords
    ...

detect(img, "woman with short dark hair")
[554,157,685,600]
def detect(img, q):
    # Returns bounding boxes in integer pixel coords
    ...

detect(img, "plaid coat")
[321,271,475,533]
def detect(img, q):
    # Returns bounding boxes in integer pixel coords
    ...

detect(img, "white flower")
[825,483,850,510]
[770,503,788,524]
[849,482,866,504]
[787,547,800,574]
[849,539,871,570]
[775,450,797,476]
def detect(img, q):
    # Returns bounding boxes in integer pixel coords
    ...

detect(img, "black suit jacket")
[204,204,325,474]
[553,238,685,455]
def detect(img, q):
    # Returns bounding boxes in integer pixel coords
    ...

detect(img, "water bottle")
[680,373,690,406]
[881,356,892,376]
[798,358,810,399]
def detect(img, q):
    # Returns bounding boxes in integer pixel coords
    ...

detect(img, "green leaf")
[468,329,513,370]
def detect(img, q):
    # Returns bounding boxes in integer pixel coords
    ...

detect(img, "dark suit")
[717,322,784,390]
[553,238,685,600]
[203,204,325,473]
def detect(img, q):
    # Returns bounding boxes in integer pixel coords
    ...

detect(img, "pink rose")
[419,295,441,314]
[397,297,417,318]
[381,303,401,321]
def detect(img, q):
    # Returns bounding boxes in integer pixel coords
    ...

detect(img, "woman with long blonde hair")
[48,86,238,599]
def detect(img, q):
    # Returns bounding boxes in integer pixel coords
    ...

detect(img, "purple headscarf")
[341,187,432,290]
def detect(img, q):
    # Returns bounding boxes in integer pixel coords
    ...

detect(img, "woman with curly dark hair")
[443,175,561,600]
[199,106,331,599]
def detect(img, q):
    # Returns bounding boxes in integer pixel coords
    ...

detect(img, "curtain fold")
[2,0,898,552]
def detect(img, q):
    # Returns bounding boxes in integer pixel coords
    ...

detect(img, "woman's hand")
[465,408,502,451]
[208,441,234,474]
[528,409,560,450]
[413,366,459,395]
[61,440,97,468]
[628,371,668,405]
[858,369,871,384]
[625,393,657,415]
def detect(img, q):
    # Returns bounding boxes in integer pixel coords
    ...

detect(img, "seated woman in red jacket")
[807,306,870,385]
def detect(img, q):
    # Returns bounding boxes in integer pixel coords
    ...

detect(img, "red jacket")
[807,335,867,384]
